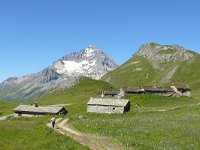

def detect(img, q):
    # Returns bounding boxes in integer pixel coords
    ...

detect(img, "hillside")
[0,117,89,150]
[35,77,114,105]
[102,43,200,98]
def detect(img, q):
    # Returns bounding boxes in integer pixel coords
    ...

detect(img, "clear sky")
[0,0,199,82]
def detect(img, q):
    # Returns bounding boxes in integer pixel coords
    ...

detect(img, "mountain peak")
[83,45,100,57]
[135,42,193,69]
[53,45,118,79]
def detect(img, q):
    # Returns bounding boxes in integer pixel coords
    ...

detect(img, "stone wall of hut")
[87,105,125,114]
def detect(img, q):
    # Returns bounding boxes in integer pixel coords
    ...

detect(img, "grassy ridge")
[35,77,114,105]
[0,117,89,150]
[102,56,158,88]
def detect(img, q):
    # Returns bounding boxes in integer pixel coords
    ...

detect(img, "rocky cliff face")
[135,43,193,69]
[0,45,118,102]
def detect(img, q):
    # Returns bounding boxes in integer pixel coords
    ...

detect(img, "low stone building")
[87,97,130,114]
[101,90,119,97]
[13,104,67,117]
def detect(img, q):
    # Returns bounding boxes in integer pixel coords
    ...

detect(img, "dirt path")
[47,118,121,150]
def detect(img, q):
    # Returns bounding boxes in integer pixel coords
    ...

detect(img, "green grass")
[35,77,114,105]
[149,42,158,48]
[0,117,89,150]
[0,102,19,116]
[68,94,200,150]
[158,49,177,54]
[1,83,200,149]
[102,55,159,88]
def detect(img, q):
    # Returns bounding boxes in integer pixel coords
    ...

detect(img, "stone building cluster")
[101,84,191,98]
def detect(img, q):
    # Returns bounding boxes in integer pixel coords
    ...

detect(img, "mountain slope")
[0,45,117,102]
[102,43,200,98]
[35,77,114,105]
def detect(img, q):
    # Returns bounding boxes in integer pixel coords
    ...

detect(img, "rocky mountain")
[102,42,200,98]
[0,45,118,102]
[135,43,193,69]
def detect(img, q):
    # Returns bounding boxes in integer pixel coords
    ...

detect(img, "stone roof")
[142,86,173,92]
[13,105,65,114]
[124,87,143,92]
[87,98,129,107]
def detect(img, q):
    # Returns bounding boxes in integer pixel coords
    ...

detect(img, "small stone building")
[87,98,130,114]
[13,104,67,117]
[101,90,119,97]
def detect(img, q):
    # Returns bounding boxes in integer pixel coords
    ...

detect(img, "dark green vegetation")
[35,77,114,105]
[0,117,89,150]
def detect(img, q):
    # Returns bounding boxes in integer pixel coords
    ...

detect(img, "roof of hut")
[87,98,129,107]
[124,87,143,92]
[103,90,119,95]
[13,105,65,114]
[142,86,171,92]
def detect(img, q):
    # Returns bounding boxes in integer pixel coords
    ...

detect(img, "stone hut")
[87,97,130,114]
[13,104,67,117]
[101,90,119,97]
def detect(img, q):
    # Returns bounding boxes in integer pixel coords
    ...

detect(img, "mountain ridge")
[0,45,118,102]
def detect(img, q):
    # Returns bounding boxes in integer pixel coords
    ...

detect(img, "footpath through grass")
[0,117,89,150]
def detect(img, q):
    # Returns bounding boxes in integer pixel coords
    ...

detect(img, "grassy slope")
[35,77,114,105]
[0,82,32,102]
[0,102,19,116]
[69,94,200,150]
[0,78,113,150]
[171,54,200,98]
[1,77,200,149]
[102,53,200,98]
[102,55,159,88]
[0,117,89,150]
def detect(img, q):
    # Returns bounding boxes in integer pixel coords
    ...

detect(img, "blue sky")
[0,0,199,82]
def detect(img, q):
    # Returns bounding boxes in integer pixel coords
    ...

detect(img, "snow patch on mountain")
[55,60,96,75]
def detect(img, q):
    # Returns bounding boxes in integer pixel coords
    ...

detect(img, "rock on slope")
[0,45,118,102]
